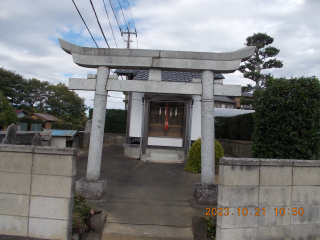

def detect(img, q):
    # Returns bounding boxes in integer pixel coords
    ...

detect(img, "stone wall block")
[0,194,30,216]
[216,226,257,240]
[0,144,34,153]
[216,206,258,228]
[293,167,320,185]
[260,166,292,186]
[34,146,77,155]
[0,215,28,236]
[28,218,70,240]
[33,153,75,176]
[0,152,33,173]
[0,172,31,194]
[31,175,73,198]
[291,205,320,224]
[292,186,320,205]
[257,206,291,227]
[257,226,291,240]
[259,186,291,206]
[290,223,320,240]
[218,165,259,186]
[29,196,71,220]
[218,186,258,207]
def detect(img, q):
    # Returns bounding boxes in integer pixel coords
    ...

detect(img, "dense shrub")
[215,113,254,141]
[104,109,127,134]
[89,108,127,133]
[185,138,224,173]
[252,76,320,159]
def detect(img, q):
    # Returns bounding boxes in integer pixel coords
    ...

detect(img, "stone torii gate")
[59,39,255,202]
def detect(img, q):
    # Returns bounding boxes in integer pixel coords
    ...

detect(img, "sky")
[0,0,319,110]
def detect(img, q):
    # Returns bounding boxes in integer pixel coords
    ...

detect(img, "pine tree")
[238,33,283,88]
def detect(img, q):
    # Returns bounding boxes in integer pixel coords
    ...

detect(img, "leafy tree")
[45,83,87,125]
[0,90,18,129]
[23,78,50,110]
[238,33,283,89]
[0,68,25,106]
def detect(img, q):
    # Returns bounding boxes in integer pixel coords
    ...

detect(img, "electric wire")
[117,0,129,31]
[89,0,110,48]
[125,0,136,30]
[109,0,122,31]
[103,0,118,48]
[71,0,99,48]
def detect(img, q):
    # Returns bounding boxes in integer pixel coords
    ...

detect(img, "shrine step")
[101,223,193,240]
[147,152,182,163]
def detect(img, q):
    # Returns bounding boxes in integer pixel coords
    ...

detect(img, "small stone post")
[76,66,109,199]
[193,70,217,205]
[3,123,17,144]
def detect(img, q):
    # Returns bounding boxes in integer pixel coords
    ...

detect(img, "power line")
[71,0,99,48]
[109,0,122,31]
[103,0,118,48]
[89,0,110,48]
[117,0,129,31]
[125,0,136,30]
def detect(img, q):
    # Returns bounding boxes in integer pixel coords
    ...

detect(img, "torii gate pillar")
[76,66,109,199]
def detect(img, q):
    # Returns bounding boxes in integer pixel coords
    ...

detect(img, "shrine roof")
[115,69,225,82]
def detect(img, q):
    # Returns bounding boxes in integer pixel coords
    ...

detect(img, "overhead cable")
[89,0,110,48]
[71,0,99,48]
[103,0,118,48]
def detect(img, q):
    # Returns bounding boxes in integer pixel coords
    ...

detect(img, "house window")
[148,101,184,138]
[215,103,222,108]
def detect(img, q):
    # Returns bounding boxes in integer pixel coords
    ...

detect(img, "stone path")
[76,146,234,239]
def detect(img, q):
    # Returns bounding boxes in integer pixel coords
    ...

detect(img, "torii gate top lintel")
[59,39,255,73]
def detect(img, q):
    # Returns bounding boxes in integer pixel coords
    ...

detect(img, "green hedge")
[252,76,320,159]
[104,109,127,134]
[215,113,254,141]
[89,109,127,134]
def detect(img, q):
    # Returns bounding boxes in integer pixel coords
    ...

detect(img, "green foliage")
[238,33,283,88]
[45,83,88,125]
[52,121,84,131]
[0,68,25,107]
[215,113,254,141]
[18,116,44,131]
[0,91,18,129]
[73,192,93,229]
[23,78,50,110]
[201,216,216,239]
[104,109,127,133]
[252,76,320,159]
[185,138,224,173]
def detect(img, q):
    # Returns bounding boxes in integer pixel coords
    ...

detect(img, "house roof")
[215,96,237,104]
[43,129,79,137]
[115,69,225,82]
[30,113,59,122]
[15,109,27,115]
[242,92,253,98]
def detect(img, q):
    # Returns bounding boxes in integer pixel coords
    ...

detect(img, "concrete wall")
[0,145,77,240]
[103,133,126,146]
[218,139,253,158]
[217,157,320,240]
[0,131,42,145]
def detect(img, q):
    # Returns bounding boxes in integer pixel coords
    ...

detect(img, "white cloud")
[0,0,319,109]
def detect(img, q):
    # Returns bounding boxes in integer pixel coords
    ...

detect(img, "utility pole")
[121,23,137,49]
[121,23,137,110]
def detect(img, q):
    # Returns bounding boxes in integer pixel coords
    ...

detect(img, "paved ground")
[76,146,231,239]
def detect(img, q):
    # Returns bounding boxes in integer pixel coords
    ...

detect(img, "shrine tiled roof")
[115,69,224,82]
